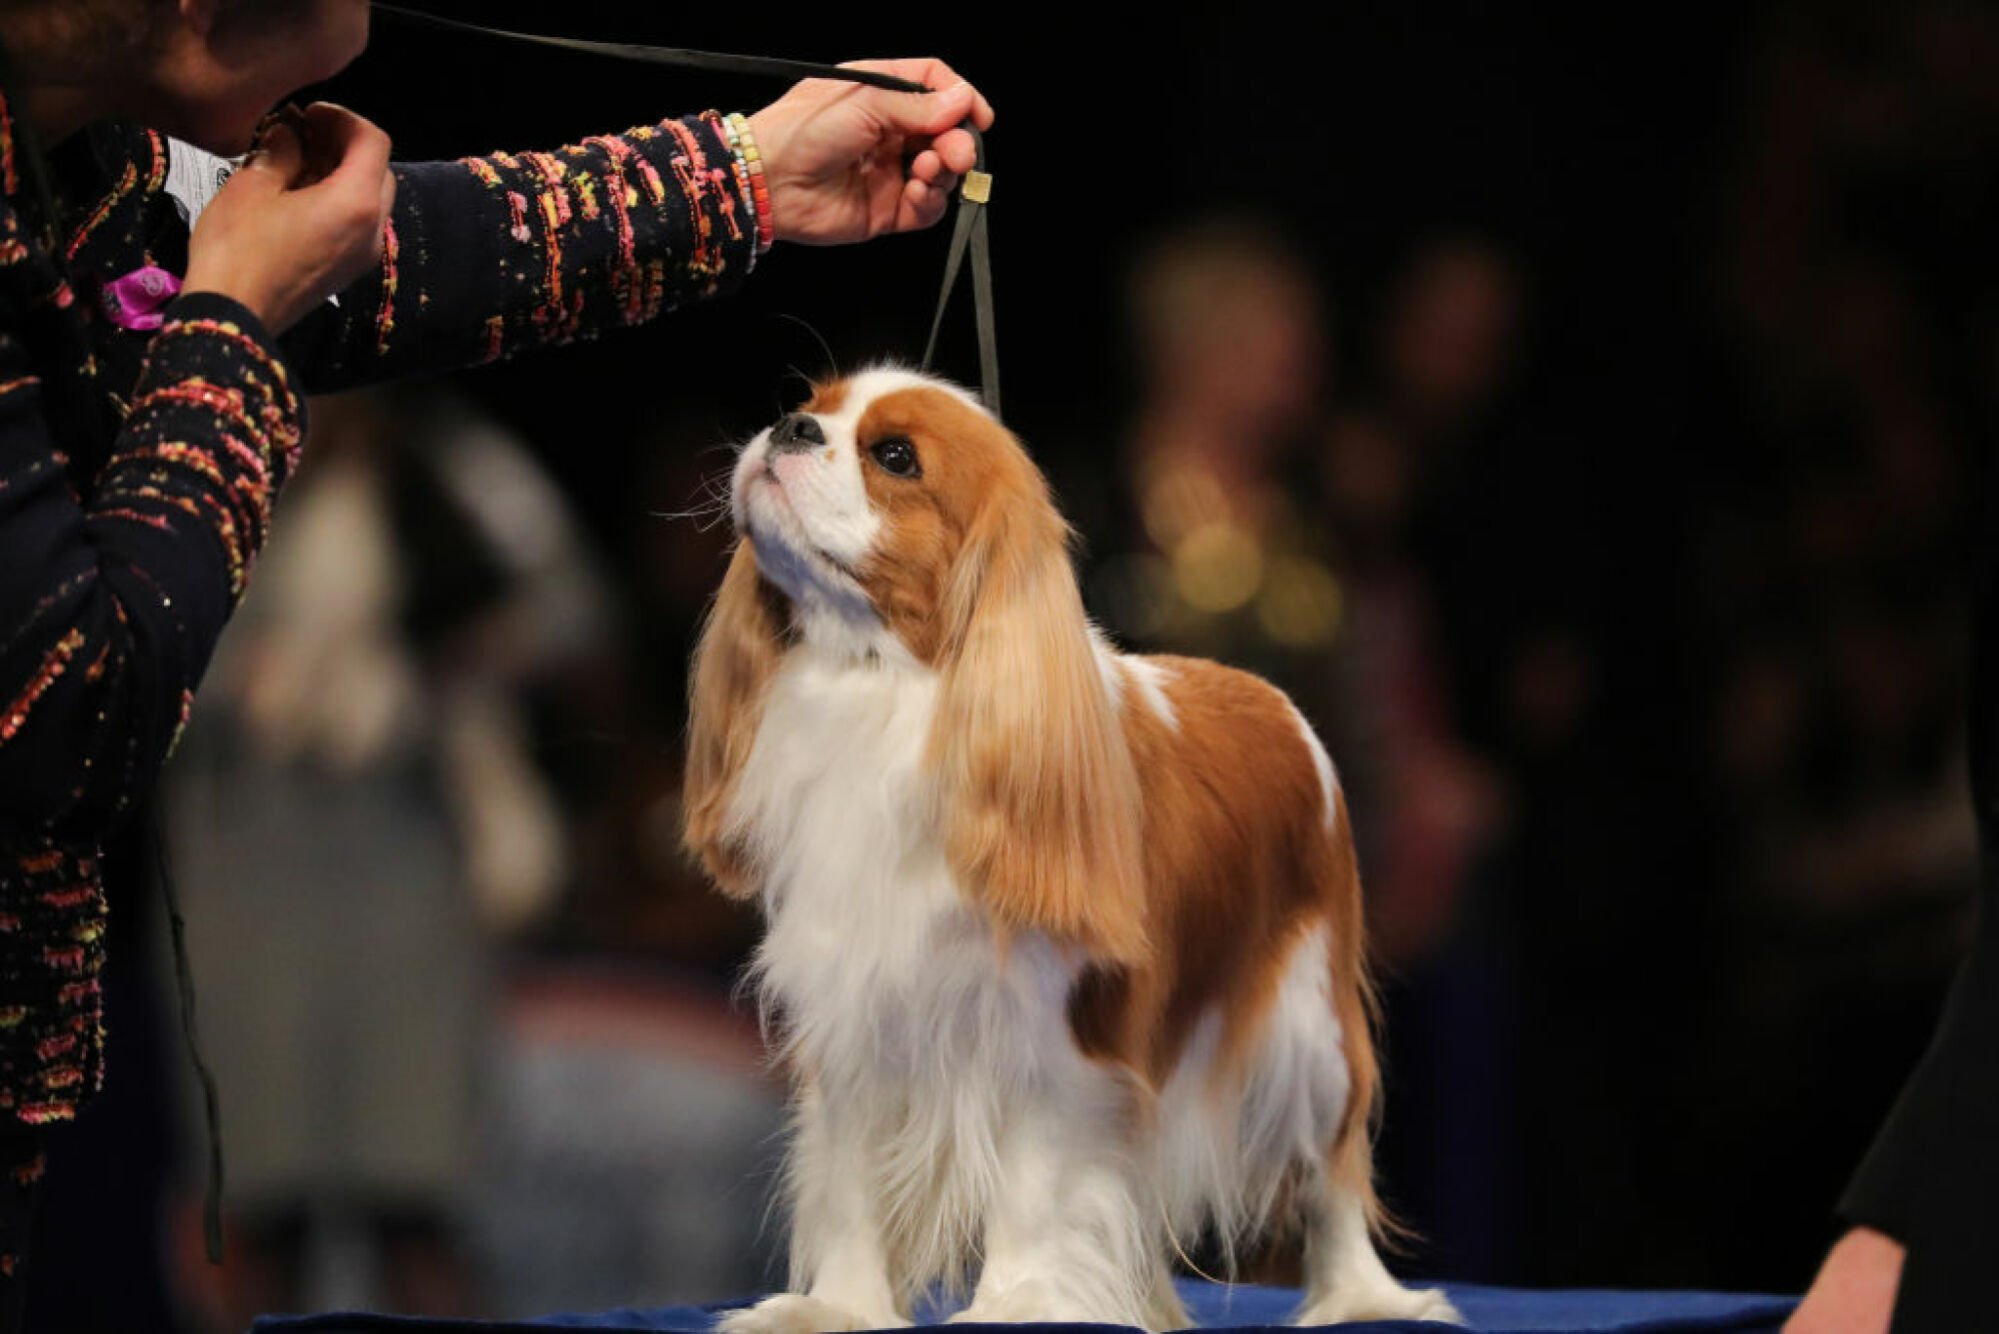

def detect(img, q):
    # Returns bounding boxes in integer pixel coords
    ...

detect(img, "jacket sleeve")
[1839,894,1998,1222]
[1837,461,1999,1321]
[280,110,764,392]
[1835,894,1998,1328]
[0,286,302,837]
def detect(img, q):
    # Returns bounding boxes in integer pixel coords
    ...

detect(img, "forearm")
[282,111,764,392]
[0,293,302,833]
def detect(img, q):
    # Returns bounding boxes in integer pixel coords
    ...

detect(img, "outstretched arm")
[278,109,763,390]
[271,66,992,392]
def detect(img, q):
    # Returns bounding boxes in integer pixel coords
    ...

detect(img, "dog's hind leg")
[1292,1149,1460,1325]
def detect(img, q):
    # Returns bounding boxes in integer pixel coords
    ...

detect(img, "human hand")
[1784,1227,1904,1334]
[181,103,396,335]
[746,59,994,246]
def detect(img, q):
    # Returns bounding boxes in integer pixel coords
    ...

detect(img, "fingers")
[897,130,984,233]
[924,61,993,128]
[302,103,392,182]
[907,147,970,198]
[915,82,979,138]
[295,102,393,234]
[837,58,995,133]
[925,129,979,176]
[885,58,994,129]
[773,57,990,242]
[900,175,949,233]
[239,118,305,188]
[298,101,375,149]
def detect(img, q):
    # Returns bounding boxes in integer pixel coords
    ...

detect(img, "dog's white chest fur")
[729,628,1135,977]
[732,650,1009,1013]
[732,650,952,978]
[728,649,1098,1307]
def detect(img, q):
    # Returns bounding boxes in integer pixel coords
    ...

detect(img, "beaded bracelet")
[719,116,752,214]
[717,113,761,271]
[727,113,771,254]
[725,111,776,255]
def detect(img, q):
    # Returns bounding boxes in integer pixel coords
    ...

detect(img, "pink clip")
[99,266,183,332]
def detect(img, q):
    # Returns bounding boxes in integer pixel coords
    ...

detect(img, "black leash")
[150,811,228,1267]
[371,3,998,412]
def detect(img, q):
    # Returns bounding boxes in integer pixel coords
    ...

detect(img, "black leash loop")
[371,2,997,411]
[921,168,996,414]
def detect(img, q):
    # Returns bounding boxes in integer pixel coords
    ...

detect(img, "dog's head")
[725,366,1044,664]
[684,366,1147,961]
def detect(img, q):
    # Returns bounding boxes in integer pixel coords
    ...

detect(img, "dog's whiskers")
[649,465,739,528]
[772,312,840,385]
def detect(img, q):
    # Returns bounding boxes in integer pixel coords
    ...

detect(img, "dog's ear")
[684,538,787,897]
[927,480,1149,963]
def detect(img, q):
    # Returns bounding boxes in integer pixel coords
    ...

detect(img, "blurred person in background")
[1315,236,1515,1280]
[1351,228,1728,1285]
[162,387,578,1328]
[1707,5,1993,1324]
[0,0,990,1324]
[1360,235,1534,754]
[1319,235,1520,977]
[1082,211,1516,1277]
[1076,213,1349,1280]
[457,406,783,1320]
[1083,212,1342,716]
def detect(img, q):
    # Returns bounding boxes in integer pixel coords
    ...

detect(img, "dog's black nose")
[770,413,826,453]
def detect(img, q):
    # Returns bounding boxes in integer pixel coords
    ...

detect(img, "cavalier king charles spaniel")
[685,367,1459,1332]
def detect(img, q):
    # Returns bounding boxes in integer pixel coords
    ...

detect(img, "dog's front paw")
[1296,1284,1463,1327]
[717,1294,904,1334]
[950,1278,1137,1327]
[949,1283,1060,1325]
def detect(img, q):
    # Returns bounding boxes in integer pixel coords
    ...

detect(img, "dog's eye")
[868,436,921,479]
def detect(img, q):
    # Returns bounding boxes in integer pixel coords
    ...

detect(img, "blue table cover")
[252,1278,1798,1334]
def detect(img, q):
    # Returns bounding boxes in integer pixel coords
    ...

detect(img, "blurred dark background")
[31,2,1999,1328]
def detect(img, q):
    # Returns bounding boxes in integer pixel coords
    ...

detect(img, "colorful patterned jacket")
[0,95,763,1125]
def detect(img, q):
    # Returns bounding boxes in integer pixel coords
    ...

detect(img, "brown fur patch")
[800,380,850,415]
[839,385,1151,961]
[849,387,1026,665]
[1069,659,1335,1081]
[1070,658,1385,1229]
